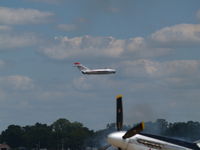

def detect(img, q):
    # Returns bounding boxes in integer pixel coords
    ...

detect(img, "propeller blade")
[122,122,145,139]
[116,95,123,131]
[98,144,111,150]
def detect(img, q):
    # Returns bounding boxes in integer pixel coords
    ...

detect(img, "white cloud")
[127,37,145,52]
[0,33,39,49]
[40,34,174,61]
[151,24,200,46]
[120,59,200,89]
[72,75,123,92]
[158,60,200,77]
[126,37,171,58]
[0,75,34,90]
[121,59,200,78]
[40,24,200,60]
[0,25,12,31]
[120,59,159,78]
[41,35,125,60]
[0,60,6,67]
[57,24,77,32]
[0,7,54,25]
[196,9,200,20]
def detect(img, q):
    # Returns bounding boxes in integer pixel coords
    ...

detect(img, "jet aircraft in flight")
[99,95,200,150]
[74,62,116,75]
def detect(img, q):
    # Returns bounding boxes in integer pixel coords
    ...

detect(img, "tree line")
[1,118,200,150]
[0,119,94,150]
[144,119,200,141]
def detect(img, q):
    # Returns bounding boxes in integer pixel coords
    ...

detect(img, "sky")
[0,0,200,131]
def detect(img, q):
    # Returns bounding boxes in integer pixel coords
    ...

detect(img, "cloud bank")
[0,7,54,25]
[151,24,200,47]
[0,75,34,91]
[0,33,39,49]
[40,23,200,60]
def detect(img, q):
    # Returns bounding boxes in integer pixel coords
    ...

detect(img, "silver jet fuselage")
[81,68,116,75]
[74,62,116,75]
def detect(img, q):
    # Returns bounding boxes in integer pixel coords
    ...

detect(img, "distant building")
[0,144,10,150]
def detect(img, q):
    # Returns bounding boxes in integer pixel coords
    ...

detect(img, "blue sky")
[0,0,200,131]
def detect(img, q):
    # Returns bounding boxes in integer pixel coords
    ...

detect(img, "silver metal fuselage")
[81,69,116,75]
[107,131,200,150]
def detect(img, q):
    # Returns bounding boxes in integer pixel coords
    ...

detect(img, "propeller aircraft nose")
[107,131,128,149]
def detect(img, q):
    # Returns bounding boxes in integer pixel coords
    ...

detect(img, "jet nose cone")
[107,132,128,149]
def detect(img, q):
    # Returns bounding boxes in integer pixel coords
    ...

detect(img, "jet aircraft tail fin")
[74,62,89,73]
